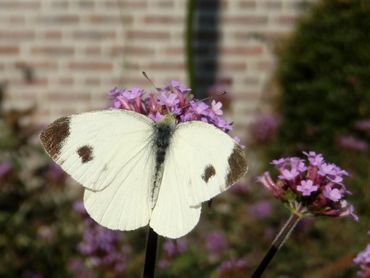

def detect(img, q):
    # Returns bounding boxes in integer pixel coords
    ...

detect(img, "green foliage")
[276,0,370,152]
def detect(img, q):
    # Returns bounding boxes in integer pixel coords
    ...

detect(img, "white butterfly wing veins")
[167,121,248,207]
[40,110,156,231]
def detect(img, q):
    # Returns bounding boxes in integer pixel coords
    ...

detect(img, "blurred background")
[0,0,369,277]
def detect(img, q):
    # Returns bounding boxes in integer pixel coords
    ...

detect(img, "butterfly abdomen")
[150,122,175,209]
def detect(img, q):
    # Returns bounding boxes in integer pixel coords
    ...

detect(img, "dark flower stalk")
[251,210,302,278]
[143,228,158,278]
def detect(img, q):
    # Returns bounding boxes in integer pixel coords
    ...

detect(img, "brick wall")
[0,0,315,142]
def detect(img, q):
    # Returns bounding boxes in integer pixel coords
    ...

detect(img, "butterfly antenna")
[142,71,161,92]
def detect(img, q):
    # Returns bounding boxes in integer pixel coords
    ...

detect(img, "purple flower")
[205,231,228,261]
[163,238,188,258]
[297,180,319,196]
[218,258,248,278]
[279,168,299,181]
[258,151,357,220]
[323,185,342,202]
[211,100,223,116]
[354,241,370,277]
[75,207,129,274]
[43,162,66,184]
[337,135,369,152]
[248,200,273,219]
[249,113,281,145]
[158,91,179,107]
[0,161,11,181]
[304,151,324,167]
[355,119,370,131]
[108,80,233,134]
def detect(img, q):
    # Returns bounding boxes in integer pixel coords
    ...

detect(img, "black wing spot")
[77,145,94,163]
[40,116,70,159]
[226,145,248,187]
[202,165,216,183]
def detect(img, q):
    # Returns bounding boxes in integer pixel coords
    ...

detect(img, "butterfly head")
[159,113,177,128]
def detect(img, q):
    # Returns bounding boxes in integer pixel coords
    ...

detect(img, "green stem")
[251,213,302,278]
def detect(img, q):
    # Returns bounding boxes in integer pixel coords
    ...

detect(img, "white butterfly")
[40,109,248,239]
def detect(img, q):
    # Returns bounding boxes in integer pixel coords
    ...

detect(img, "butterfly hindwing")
[150,146,201,238]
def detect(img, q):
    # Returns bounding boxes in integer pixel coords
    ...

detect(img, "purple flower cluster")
[355,119,370,131]
[205,231,228,262]
[108,80,232,133]
[72,201,129,274]
[337,135,369,152]
[0,161,11,182]
[248,113,281,145]
[218,258,248,278]
[354,237,370,278]
[159,238,188,269]
[43,162,67,185]
[258,151,357,220]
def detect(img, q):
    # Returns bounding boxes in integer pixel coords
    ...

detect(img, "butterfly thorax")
[150,114,176,209]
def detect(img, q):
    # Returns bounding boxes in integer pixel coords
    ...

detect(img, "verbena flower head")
[258,151,358,220]
[337,135,369,152]
[218,258,248,278]
[248,113,281,145]
[108,80,232,133]
[73,201,129,274]
[354,236,370,278]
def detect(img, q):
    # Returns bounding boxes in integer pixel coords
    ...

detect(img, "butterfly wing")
[168,121,248,207]
[149,145,201,238]
[150,120,247,238]
[40,109,156,230]
[40,109,154,191]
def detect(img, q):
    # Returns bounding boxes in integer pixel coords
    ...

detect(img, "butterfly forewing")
[40,110,154,191]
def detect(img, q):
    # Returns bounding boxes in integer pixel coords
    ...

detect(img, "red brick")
[149,62,185,70]
[48,92,91,102]
[84,78,101,86]
[144,16,184,24]
[0,1,40,9]
[220,62,247,71]
[87,15,132,24]
[0,30,35,40]
[220,46,263,56]
[58,77,74,86]
[84,47,102,56]
[37,15,79,24]
[0,46,19,55]
[69,62,113,71]
[72,31,116,40]
[127,31,170,40]
[31,46,74,56]
[120,46,155,56]
[43,31,63,40]
[277,15,299,26]
[163,47,184,55]
[223,15,268,25]
[238,1,256,9]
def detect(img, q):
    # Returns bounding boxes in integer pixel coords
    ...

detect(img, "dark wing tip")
[40,116,71,159]
[226,144,248,186]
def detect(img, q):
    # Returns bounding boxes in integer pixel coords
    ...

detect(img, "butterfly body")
[40,109,247,238]
[151,114,176,208]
